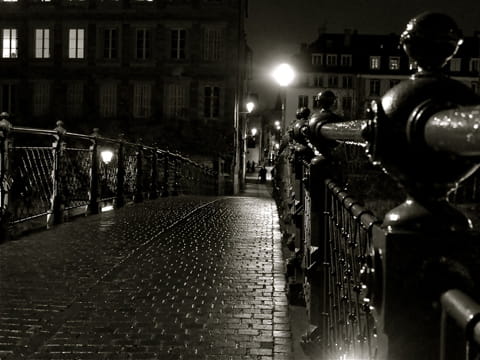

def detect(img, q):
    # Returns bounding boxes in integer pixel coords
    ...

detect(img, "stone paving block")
[0,196,294,359]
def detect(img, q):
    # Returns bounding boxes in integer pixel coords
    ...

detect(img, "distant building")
[285,29,480,124]
[0,0,250,192]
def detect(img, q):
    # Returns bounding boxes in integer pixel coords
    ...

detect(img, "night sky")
[246,0,479,108]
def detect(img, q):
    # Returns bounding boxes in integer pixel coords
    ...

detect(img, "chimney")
[344,29,352,47]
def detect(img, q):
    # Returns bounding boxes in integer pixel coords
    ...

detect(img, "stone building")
[285,29,480,124]
[0,0,250,192]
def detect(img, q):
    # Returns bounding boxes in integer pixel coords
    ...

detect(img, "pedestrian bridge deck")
[0,183,298,360]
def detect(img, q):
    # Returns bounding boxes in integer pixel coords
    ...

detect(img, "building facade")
[285,29,480,124]
[0,0,250,184]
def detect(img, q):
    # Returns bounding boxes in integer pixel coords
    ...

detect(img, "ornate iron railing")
[274,12,480,360]
[0,120,221,239]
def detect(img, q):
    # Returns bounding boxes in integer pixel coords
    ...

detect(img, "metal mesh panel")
[99,151,118,201]
[123,147,136,197]
[323,179,378,359]
[10,147,53,223]
[63,148,91,209]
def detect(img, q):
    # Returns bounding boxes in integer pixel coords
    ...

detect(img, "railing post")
[47,120,67,228]
[150,149,158,199]
[161,152,169,197]
[134,144,144,203]
[88,128,100,215]
[171,155,178,196]
[360,13,480,360]
[302,155,329,353]
[0,112,13,241]
[116,134,125,208]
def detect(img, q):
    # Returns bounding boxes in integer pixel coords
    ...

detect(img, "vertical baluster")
[171,155,178,196]
[134,145,144,203]
[47,121,67,227]
[88,128,100,215]
[116,135,125,208]
[150,149,158,199]
[162,152,169,197]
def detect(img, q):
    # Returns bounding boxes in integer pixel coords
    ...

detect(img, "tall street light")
[239,100,256,191]
[271,63,295,135]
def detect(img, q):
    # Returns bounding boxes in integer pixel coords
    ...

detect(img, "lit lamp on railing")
[100,149,114,212]
[246,101,255,114]
[100,150,113,164]
[271,63,295,135]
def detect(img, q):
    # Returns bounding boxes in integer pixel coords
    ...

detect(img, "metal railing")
[0,119,221,240]
[273,12,480,360]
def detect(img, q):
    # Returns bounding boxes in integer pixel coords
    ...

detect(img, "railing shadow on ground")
[0,120,224,241]
[272,12,480,360]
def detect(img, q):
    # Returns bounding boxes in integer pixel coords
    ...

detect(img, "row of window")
[298,94,353,113]
[312,52,480,73]
[310,74,353,89]
[0,82,221,119]
[1,26,223,61]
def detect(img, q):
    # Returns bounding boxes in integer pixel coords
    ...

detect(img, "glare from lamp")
[251,128,257,136]
[101,150,114,164]
[246,101,255,113]
[271,63,295,87]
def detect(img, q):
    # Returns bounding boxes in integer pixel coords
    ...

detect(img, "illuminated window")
[66,82,83,117]
[203,28,221,61]
[33,82,50,116]
[469,58,480,73]
[103,28,118,59]
[1,0,18,2]
[133,82,151,118]
[204,86,220,118]
[2,29,17,58]
[135,28,150,60]
[99,83,117,117]
[311,53,322,65]
[370,56,380,70]
[166,83,188,118]
[389,56,400,70]
[450,58,461,72]
[35,29,50,58]
[68,28,85,59]
[340,54,352,67]
[369,79,380,96]
[171,29,186,60]
[326,54,337,66]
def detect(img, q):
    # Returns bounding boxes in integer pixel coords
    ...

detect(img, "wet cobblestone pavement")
[0,194,291,359]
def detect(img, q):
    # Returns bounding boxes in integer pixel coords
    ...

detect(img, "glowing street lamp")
[271,63,295,87]
[271,63,295,135]
[246,101,255,113]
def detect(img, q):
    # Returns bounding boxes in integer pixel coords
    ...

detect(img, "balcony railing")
[0,119,220,240]
[273,12,480,360]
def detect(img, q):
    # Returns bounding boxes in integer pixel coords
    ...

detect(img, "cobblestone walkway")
[0,194,291,359]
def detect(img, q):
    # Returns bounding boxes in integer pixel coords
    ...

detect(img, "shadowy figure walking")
[258,166,267,184]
